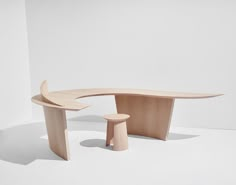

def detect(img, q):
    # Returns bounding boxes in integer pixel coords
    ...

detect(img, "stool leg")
[106,121,114,146]
[113,121,128,151]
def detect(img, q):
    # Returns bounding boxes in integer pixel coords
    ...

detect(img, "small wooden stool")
[104,114,130,151]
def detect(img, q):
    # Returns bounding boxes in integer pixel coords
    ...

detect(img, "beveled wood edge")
[53,88,223,100]
[40,80,90,109]
[31,95,89,111]
[32,81,223,109]
[32,89,223,110]
[47,89,222,108]
[104,113,130,122]
[40,80,62,106]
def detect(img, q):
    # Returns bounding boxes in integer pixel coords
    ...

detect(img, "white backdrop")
[25,0,235,129]
[0,0,32,129]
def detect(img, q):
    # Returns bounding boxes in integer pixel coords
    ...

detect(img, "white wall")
[0,0,32,129]
[26,0,235,129]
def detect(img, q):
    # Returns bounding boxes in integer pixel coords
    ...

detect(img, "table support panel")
[115,95,174,140]
[43,106,70,160]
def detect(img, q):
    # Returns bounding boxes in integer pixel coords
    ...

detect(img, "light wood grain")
[106,122,114,146]
[31,81,223,159]
[113,121,128,151]
[35,84,223,108]
[43,106,70,160]
[40,80,55,105]
[40,80,90,109]
[104,114,130,122]
[104,114,129,151]
[32,95,89,111]
[115,95,174,140]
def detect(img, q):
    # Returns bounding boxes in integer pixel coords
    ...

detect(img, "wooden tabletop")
[56,88,222,99]
[32,87,223,111]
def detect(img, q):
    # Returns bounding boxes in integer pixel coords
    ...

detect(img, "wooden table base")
[115,95,175,140]
[42,95,174,159]
[32,83,222,160]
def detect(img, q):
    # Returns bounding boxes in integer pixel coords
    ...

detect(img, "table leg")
[115,95,174,140]
[43,106,70,160]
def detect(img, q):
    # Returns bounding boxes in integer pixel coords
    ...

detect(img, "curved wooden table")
[32,81,222,160]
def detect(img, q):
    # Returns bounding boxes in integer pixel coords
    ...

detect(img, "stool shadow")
[80,139,112,151]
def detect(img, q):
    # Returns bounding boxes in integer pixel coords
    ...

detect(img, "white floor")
[0,116,236,185]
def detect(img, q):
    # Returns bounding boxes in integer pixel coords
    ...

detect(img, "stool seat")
[104,114,130,122]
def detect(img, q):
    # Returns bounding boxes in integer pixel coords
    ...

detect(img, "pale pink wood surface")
[34,81,222,109]
[115,95,174,140]
[43,106,70,160]
[104,114,129,151]
[31,81,223,159]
